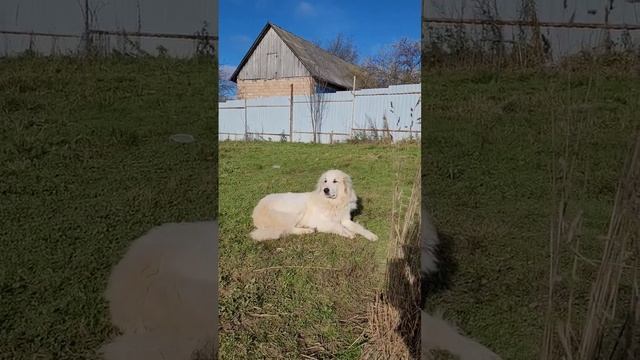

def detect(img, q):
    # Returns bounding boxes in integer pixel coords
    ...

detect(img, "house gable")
[236,27,310,80]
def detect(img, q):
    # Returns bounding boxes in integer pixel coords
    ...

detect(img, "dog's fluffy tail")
[250,228,285,241]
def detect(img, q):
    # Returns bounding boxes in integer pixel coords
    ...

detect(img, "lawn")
[422,67,639,359]
[0,56,217,359]
[218,141,419,358]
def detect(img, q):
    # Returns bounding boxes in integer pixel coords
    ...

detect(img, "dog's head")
[316,169,357,207]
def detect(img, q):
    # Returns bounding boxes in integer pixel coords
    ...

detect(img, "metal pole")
[350,75,356,139]
[84,0,90,54]
[289,83,294,142]
[422,16,640,30]
[244,98,248,141]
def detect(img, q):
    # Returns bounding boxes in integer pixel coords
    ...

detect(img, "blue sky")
[219,0,421,72]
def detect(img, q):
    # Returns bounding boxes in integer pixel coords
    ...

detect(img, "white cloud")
[230,34,251,45]
[295,1,317,17]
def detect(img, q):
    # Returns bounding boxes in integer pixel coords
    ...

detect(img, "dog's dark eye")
[323,179,327,183]
[332,180,337,183]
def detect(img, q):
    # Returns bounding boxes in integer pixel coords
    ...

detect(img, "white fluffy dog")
[250,169,378,242]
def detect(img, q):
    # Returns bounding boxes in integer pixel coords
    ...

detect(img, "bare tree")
[195,21,216,58]
[473,0,505,58]
[325,33,359,63]
[360,38,421,88]
[307,79,328,143]
[76,0,106,54]
[218,66,236,101]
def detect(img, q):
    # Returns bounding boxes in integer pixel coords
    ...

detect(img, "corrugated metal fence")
[0,0,216,57]
[423,0,640,61]
[219,84,421,143]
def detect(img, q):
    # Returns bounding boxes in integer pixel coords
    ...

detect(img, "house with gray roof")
[229,22,361,99]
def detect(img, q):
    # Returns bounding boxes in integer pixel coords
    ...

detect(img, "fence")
[423,0,640,61]
[0,0,216,57]
[219,84,421,144]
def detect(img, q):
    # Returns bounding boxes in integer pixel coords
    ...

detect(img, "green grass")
[422,68,639,359]
[218,141,419,358]
[0,56,217,359]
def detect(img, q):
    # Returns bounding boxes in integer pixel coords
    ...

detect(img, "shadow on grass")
[379,231,458,358]
[384,240,422,358]
[420,232,458,309]
[352,196,364,218]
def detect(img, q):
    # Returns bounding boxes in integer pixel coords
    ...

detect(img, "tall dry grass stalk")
[362,165,421,359]
[577,133,639,358]
[541,131,640,360]
[540,113,582,359]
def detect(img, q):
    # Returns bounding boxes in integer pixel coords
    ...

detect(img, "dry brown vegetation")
[541,129,640,360]
[362,165,421,359]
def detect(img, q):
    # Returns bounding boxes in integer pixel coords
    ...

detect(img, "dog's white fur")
[421,207,501,360]
[100,221,218,360]
[250,169,378,242]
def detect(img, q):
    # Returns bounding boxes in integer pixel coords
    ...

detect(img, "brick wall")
[236,77,315,99]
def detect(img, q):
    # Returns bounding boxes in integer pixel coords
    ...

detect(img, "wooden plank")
[238,28,309,80]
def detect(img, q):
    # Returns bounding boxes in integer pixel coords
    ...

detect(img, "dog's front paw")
[341,229,355,239]
[365,232,378,242]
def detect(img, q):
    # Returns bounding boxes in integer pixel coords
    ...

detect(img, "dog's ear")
[316,172,326,192]
[343,174,357,206]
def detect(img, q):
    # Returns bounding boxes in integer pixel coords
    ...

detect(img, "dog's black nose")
[323,188,330,194]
